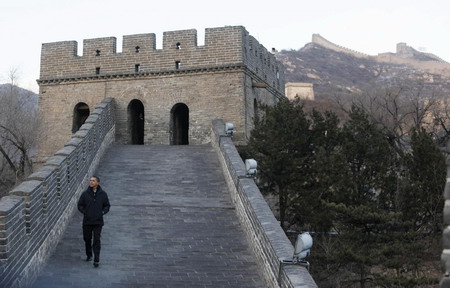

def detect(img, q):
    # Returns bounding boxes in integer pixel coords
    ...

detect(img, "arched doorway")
[72,102,90,133]
[170,103,189,145]
[127,99,145,145]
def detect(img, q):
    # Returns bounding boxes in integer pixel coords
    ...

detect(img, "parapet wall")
[441,151,450,287]
[38,26,284,93]
[312,34,450,77]
[285,82,314,100]
[0,98,115,288]
[210,119,317,288]
[312,34,371,59]
[377,52,450,77]
[396,42,447,63]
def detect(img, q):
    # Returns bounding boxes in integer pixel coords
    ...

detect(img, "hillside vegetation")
[276,42,450,99]
[266,39,449,287]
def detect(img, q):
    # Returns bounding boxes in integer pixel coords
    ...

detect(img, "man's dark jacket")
[77,185,110,225]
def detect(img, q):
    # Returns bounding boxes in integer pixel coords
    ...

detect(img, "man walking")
[77,176,110,268]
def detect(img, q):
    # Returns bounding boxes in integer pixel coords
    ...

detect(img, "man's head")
[89,176,100,189]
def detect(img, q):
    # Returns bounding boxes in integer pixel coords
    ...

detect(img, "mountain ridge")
[311,34,448,64]
[275,36,450,99]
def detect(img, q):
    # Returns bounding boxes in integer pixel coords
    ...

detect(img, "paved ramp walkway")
[33,145,264,288]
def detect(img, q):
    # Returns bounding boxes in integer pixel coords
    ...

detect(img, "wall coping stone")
[73,129,88,138]
[27,166,56,181]
[43,155,66,167]
[92,107,103,115]
[65,137,83,147]
[0,196,23,215]
[79,123,94,131]
[54,146,76,157]
[85,114,99,124]
[10,181,42,197]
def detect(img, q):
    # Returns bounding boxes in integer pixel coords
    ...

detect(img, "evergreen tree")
[400,128,445,233]
[242,100,444,287]
[313,106,399,287]
[245,97,312,229]
[289,109,341,232]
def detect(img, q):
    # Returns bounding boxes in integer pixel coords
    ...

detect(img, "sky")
[1,0,449,93]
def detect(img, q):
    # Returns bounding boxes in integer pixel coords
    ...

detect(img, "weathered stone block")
[54,146,76,157]
[444,200,450,225]
[44,155,66,167]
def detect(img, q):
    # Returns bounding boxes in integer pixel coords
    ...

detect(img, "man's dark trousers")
[83,224,103,262]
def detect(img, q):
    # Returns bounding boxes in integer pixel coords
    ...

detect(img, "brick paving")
[32,144,264,288]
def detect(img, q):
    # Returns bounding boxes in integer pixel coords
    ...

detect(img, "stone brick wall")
[285,82,314,100]
[312,33,450,77]
[312,34,370,59]
[0,98,115,288]
[210,119,317,288]
[37,26,285,160]
[441,152,450,287]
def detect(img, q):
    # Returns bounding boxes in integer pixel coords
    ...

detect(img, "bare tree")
[337,80,444,153]
[0,68,39,196]
[427,92,450,147]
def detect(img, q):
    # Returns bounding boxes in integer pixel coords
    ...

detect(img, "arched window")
[72,102,90,133]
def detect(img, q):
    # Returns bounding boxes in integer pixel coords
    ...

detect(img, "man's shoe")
[86,256,92,262]
[93,262,99,268]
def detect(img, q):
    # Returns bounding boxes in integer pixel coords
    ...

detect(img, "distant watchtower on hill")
[37,26,285,160]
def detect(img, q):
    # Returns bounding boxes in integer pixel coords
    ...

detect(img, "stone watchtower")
[37,26,285,160]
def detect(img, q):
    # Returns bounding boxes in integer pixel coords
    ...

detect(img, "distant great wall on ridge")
[311,34,450,77]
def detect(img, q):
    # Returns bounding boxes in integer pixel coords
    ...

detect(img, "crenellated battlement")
[39,26,284,90]
[163,29,198,50]
[83,37,117,57]
[37,25,284,161]
[123,33,157,53]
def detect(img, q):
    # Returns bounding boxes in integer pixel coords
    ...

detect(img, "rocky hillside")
[275,42,450,99]
[0,83,39,111]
